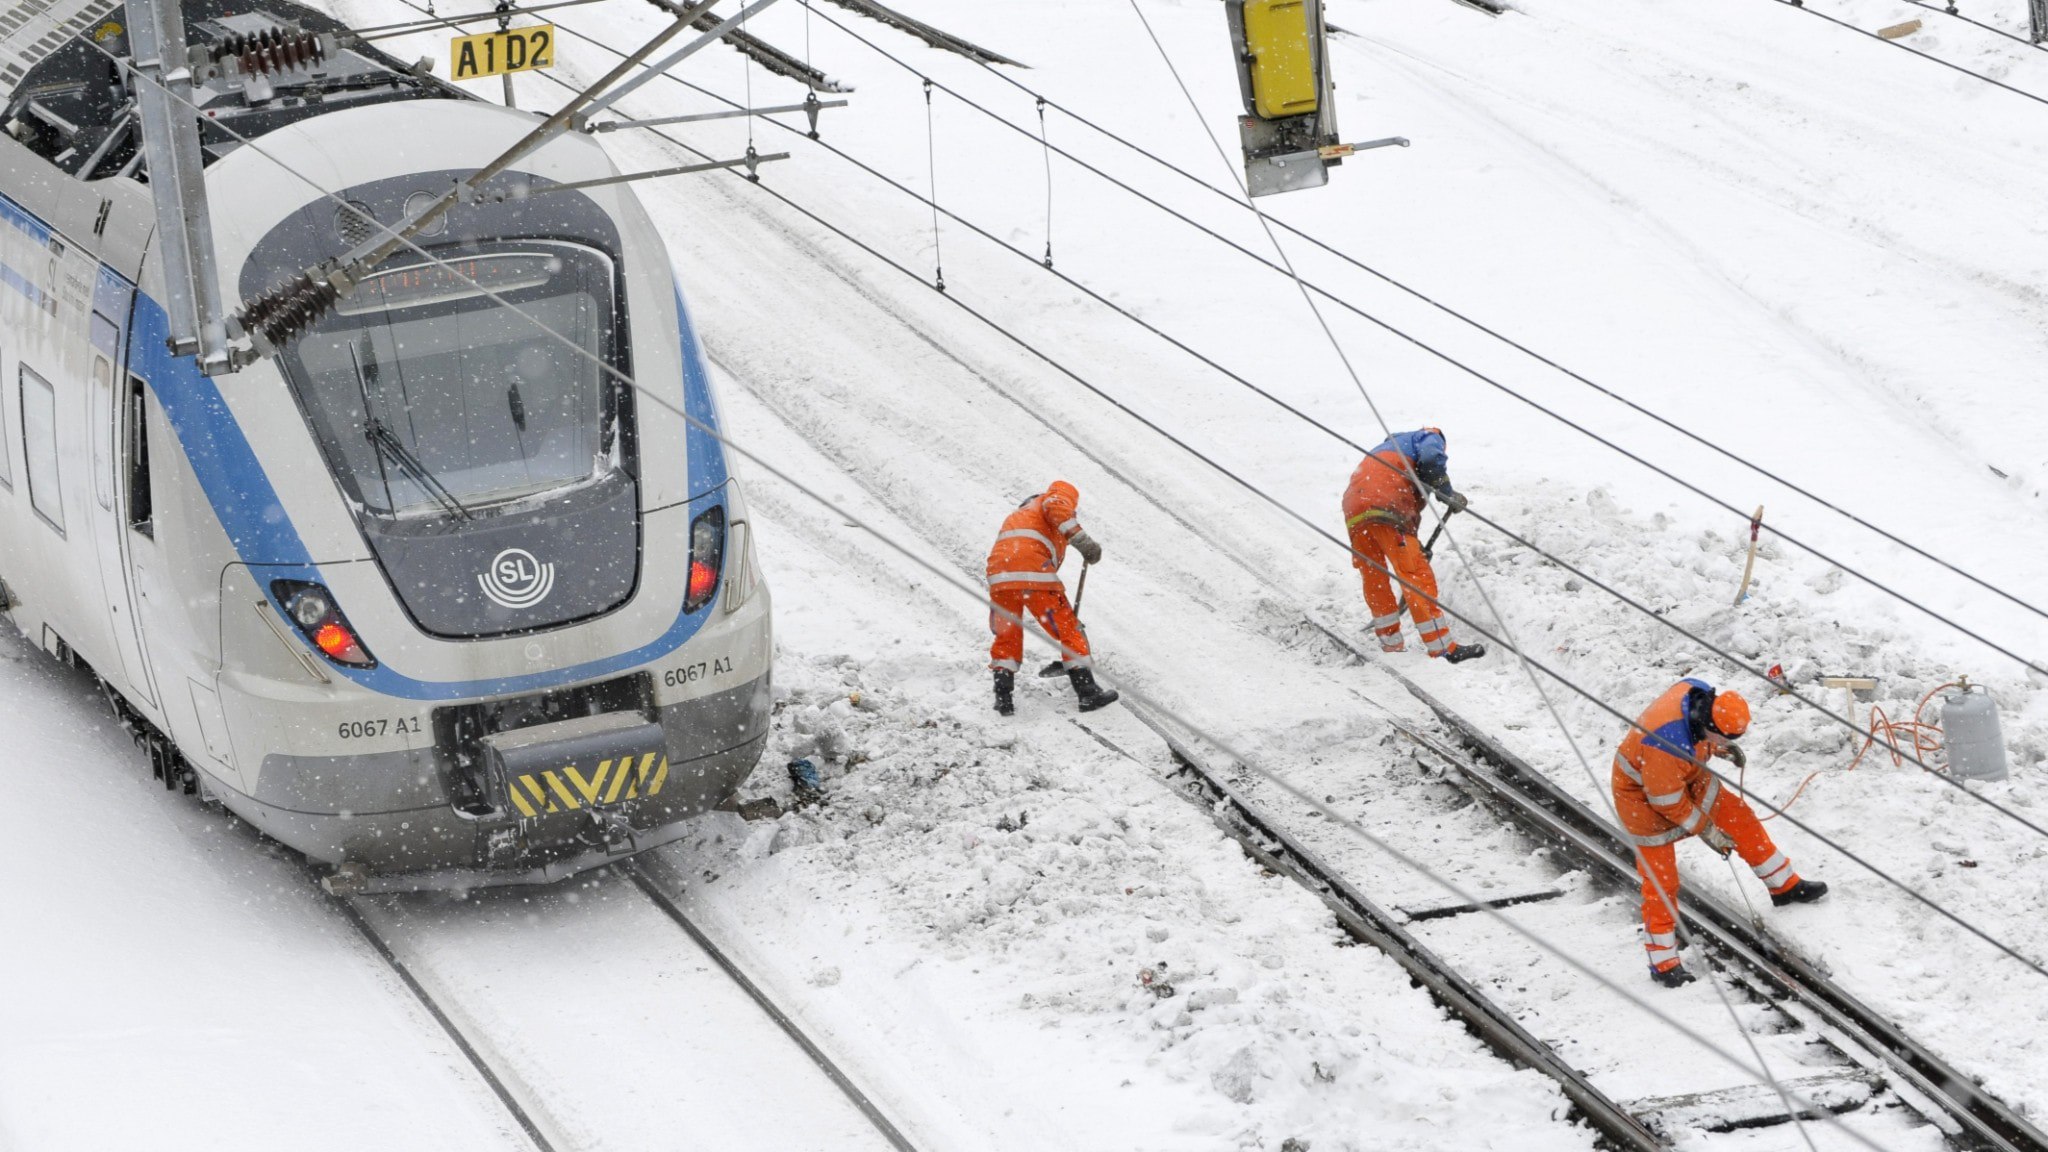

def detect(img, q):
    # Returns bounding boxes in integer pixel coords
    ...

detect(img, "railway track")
[1096,614,2048,1152]
[324,862,920,1152]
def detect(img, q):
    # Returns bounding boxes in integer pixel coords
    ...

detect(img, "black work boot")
[1649,963,1697,988]
[1442,642,1488,664]
[1067,666,1120,713]
[993,669,1016,716]
[1771,878,1828,907]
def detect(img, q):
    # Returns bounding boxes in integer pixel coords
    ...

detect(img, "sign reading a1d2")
[450,24,554,81]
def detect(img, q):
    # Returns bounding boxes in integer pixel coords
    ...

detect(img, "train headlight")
[271,580,378,668]
[290,588,333,629]
[684,505,725,613]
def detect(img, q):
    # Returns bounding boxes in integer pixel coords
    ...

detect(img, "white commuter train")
[0,0,773,890]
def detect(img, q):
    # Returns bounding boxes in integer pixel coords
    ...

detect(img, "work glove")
[1070,530,1103,565]
[1438,489,1469,514]
[1700,825,1736,858]
[1716,741,1747,769]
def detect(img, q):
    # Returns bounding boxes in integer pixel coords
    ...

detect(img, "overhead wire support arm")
[522,151,792,192]
[589,98,846,131]
[353,0,610,41]
[237,0,788,351]
[639,0,851,91]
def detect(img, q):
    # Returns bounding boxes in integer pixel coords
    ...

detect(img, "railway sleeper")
[1627,1070,1887,1136]
[1396,887,1566,922]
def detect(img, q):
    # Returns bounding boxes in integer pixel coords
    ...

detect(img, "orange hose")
[1750,681,1961,821]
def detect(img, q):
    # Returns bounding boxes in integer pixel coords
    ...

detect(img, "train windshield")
[281,242,625,519]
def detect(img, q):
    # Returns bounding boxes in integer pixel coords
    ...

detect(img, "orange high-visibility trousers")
[1345,520,1451,657]
[1632,778,1800,971]
[988,586,1090,673]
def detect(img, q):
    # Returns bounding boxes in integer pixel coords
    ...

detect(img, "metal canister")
[1943,684,2009,783]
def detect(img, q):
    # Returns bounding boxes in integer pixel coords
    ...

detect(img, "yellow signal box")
[1243,0,1319,120]
[1224,0,1407,197]
[450,24,555,82]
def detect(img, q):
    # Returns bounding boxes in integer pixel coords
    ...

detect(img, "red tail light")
[687,560,718,604]
[314,622,368,664]
[684,506,725,613]
[271,580,378,668]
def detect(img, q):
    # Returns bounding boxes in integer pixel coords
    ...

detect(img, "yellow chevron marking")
[509,750,669,819]
[626,752,658,799]
[564,760,611,806]
[603,756,633,804]
[545,771,581,811]
[521,775,553,814]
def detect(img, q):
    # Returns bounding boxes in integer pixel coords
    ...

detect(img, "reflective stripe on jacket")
[1613,678,1721,845]
[987,481,1082,589]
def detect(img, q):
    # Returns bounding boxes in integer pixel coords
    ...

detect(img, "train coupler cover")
[478,712,672,835]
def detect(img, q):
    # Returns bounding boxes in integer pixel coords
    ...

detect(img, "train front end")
[178,99,771,891]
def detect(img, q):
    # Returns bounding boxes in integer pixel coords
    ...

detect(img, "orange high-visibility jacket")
[1613,678,1724,847]
[1343,447,1427,536]
[986,481,1083,590]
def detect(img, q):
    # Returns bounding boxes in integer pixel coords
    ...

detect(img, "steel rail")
[1083,704,1668,1151]
[623,862,924,1152]
[1305,621,2048,1152]
[323,888,558,1152]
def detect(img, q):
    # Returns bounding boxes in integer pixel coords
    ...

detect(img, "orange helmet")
[1048,480,1078,504]
[1711,691,1751,738]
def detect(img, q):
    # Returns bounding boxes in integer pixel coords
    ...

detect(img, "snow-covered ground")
[7,0,2048,1147]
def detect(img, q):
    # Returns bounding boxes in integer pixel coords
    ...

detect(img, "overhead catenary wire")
[520,4,2048,971]
[545,8,2048,849]
[351,0,607,40]
[795,0,2048,660]
[119,25,2026,1139]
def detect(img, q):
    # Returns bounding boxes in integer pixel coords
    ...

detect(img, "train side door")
[87,270,158,710]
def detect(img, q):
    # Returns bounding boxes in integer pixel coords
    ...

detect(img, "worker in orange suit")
[1614,679,1828,987]
[985,480,1119,716]
[1341,428,1484,663]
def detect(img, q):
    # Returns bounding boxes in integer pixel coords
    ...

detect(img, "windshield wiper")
[349,341,473,522]
[366,420,474,522]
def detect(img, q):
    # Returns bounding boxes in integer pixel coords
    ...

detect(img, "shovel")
[1393,510,1454,617]
[1037,562,1090,677]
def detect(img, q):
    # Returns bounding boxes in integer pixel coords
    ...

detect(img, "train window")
[278,242,624,520]
[20,366,64,535]
[126,374,152,538]
[91,355,113,510]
